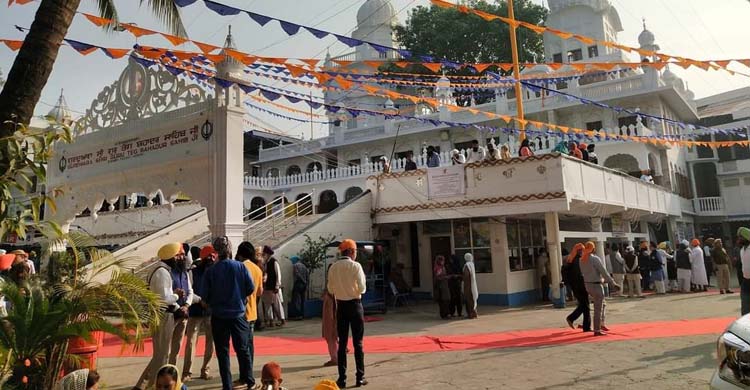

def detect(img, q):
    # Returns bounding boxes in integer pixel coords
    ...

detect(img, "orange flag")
[300,58,319,68]
[83,13,113,27]
[394,61,410,68]
[121,24,157,38]
[1,39,23,51]
[472,63,492,73]
[422,63,442,73]
[103,48,130,59]
[194,41,220,54]
[162,33,188,46]
[334,76,354,90]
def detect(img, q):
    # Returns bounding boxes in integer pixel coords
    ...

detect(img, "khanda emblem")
[201,120,214,141]
[59,156,67,173]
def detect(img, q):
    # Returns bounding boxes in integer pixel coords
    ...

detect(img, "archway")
[249,197,266,220]
[266,168,279,178]
[318,190,339,213]
[296,193,313,215]
[286,165,301,176]
[307,162,323,173]
[344,186,364,202]
[604,154,640,177]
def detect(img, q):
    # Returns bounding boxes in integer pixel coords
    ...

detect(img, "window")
[306,162,323,173]
[286,165,301,176]
[453,218,493,273]
[586,121,603,131]
[506,219,546,272]
[567,49,583,62]
[618,116,638,128]
[552,53,563,63]
[588,45,599,58]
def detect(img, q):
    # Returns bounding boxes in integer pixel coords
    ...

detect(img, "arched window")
[344,187,364,202]
[286,165,301,176]
[307,162,323,173]
[248,197,266,220]
[318,190,339,213]
[604,154,640,177]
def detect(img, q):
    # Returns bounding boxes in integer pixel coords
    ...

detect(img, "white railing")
[244,190,316,244]
[693,197,725,215]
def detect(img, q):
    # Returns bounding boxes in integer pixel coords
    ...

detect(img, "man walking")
[262,246,285,328]
[562,244,590,332]
[328,239,368,388]
[203,237,256,390]
[579,242,620,336]
[133,243,184,390]
[738,227,750,315]
[289,255,309,320]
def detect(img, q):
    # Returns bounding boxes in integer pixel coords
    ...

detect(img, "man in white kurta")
[689,239,708,291]
[134,243,183,390]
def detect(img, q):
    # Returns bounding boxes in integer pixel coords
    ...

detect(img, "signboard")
[427,165,466,199]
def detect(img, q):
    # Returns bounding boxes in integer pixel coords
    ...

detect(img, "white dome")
[638,21,655,47]
[46,90,73,125]
[357,0,395,27]
[662,66,685,91]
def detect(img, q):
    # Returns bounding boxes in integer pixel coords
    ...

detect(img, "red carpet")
[98,317,734,358]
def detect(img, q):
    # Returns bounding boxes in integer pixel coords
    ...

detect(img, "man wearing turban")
[689,239,708,292]
[578,242,620,336]
[133,243,184,390]
[561,243,590,332]
[737,227,750,314]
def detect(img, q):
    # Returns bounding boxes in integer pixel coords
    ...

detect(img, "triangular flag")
[162,33,188,46]
[474,10,499,21]
[650,62,667,71]
[334,76,354,90]
[285,64,307,78]
[121,24,157,38]
[194,41,220,54]
[363,60,381,69]
[1,39,23,51]
[394,61,410,68]
[300,59,319,68]
[204,54,225,63]
[422,63,442,73]
[473,63,492,73]
[83,13,113,27]
[102,48,130,59]
[715,60,731,69]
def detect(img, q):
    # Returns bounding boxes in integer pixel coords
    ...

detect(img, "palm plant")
[0,0,186,138]
[0,232,162,389]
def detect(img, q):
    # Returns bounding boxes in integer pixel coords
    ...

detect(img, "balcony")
[367,153,683,224]
[693,197,725,217]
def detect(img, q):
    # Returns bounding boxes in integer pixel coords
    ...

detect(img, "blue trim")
[412,290,540,307]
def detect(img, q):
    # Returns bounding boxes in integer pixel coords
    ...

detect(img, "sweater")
[676,248,692,269]
[713,248,729,266]
[579,254,616,285]
[203,258,255,319]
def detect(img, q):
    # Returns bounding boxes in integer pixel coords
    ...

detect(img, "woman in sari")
[433,256,451,319]
[463,253,478,319]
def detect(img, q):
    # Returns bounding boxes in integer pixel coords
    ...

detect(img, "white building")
[20,0,741,306]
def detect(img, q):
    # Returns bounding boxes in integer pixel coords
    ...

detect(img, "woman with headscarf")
[518,139,534,157]
[321,264,338,367]
[623,245,643,298]
[155,364,187,390]
[676,240,693,293]
[690,239,709,292]
[289,255,309,321]
[579,242,619,336]
[561,243,590,332]
[713,239,733,294]
[433,256,451,319]
[56,369,100,390]
[463,253,478,319]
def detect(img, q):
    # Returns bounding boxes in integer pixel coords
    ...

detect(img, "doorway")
[430,236,452,264]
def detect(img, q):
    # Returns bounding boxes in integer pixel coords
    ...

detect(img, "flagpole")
[507,0,526,141]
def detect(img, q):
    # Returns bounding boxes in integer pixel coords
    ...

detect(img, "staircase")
[127,191,320,280]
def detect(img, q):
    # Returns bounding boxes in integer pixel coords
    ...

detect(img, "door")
[430,236,452,264]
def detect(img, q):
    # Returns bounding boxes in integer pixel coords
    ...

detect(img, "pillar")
[545,212,563,307]
[207,84,247,252]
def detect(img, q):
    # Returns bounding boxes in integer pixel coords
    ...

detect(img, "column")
[207,84,247,252]
[544,212,563,307]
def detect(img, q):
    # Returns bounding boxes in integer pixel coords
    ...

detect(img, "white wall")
[271,192,373,303]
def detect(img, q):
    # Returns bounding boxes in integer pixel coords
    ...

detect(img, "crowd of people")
[561,230,750,336]
[131,237,367,390]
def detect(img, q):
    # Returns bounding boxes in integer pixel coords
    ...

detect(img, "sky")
[1,0,750,139]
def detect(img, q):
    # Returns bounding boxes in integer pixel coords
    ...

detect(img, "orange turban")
[581,241,596,262]
[691,239,700,247]
[567,243,585,263]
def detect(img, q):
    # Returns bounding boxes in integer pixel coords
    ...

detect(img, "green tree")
[394,0,547,65]
[0,0,186,138]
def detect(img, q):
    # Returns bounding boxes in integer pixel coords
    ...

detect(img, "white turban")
[464,253,474,262]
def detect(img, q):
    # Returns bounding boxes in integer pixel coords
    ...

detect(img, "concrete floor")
[99,290,740,390]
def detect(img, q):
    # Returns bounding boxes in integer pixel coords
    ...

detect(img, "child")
[155,365,187,390]
[260,362,288,390]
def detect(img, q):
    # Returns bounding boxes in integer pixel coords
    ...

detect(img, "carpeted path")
[98,316,734,358]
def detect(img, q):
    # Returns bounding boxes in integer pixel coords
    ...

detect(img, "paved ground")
[99,289,742,390]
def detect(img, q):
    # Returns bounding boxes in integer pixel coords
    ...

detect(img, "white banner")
[427,165,466,199]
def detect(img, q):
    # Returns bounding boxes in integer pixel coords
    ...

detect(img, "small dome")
[357,0,395,27]
[638,20,655,47]
[662,66,685,91]
[46,89,73,125]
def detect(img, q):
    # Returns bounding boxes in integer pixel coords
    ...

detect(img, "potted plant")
[296,234,335,318]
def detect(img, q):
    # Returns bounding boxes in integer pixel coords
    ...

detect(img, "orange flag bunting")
[162,34,188,46]
[422,63,442,73]
[300,59,319,69]
[472,63,492,73]
[474,10,499,22]
[83,13,113,27]
[121,24,157,38]
[194,42,220,54]
[103,48,130,59]
[334,76,354,90]
[1,39,22,51]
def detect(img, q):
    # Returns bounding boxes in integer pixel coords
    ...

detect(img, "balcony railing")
[693,196,725,216]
